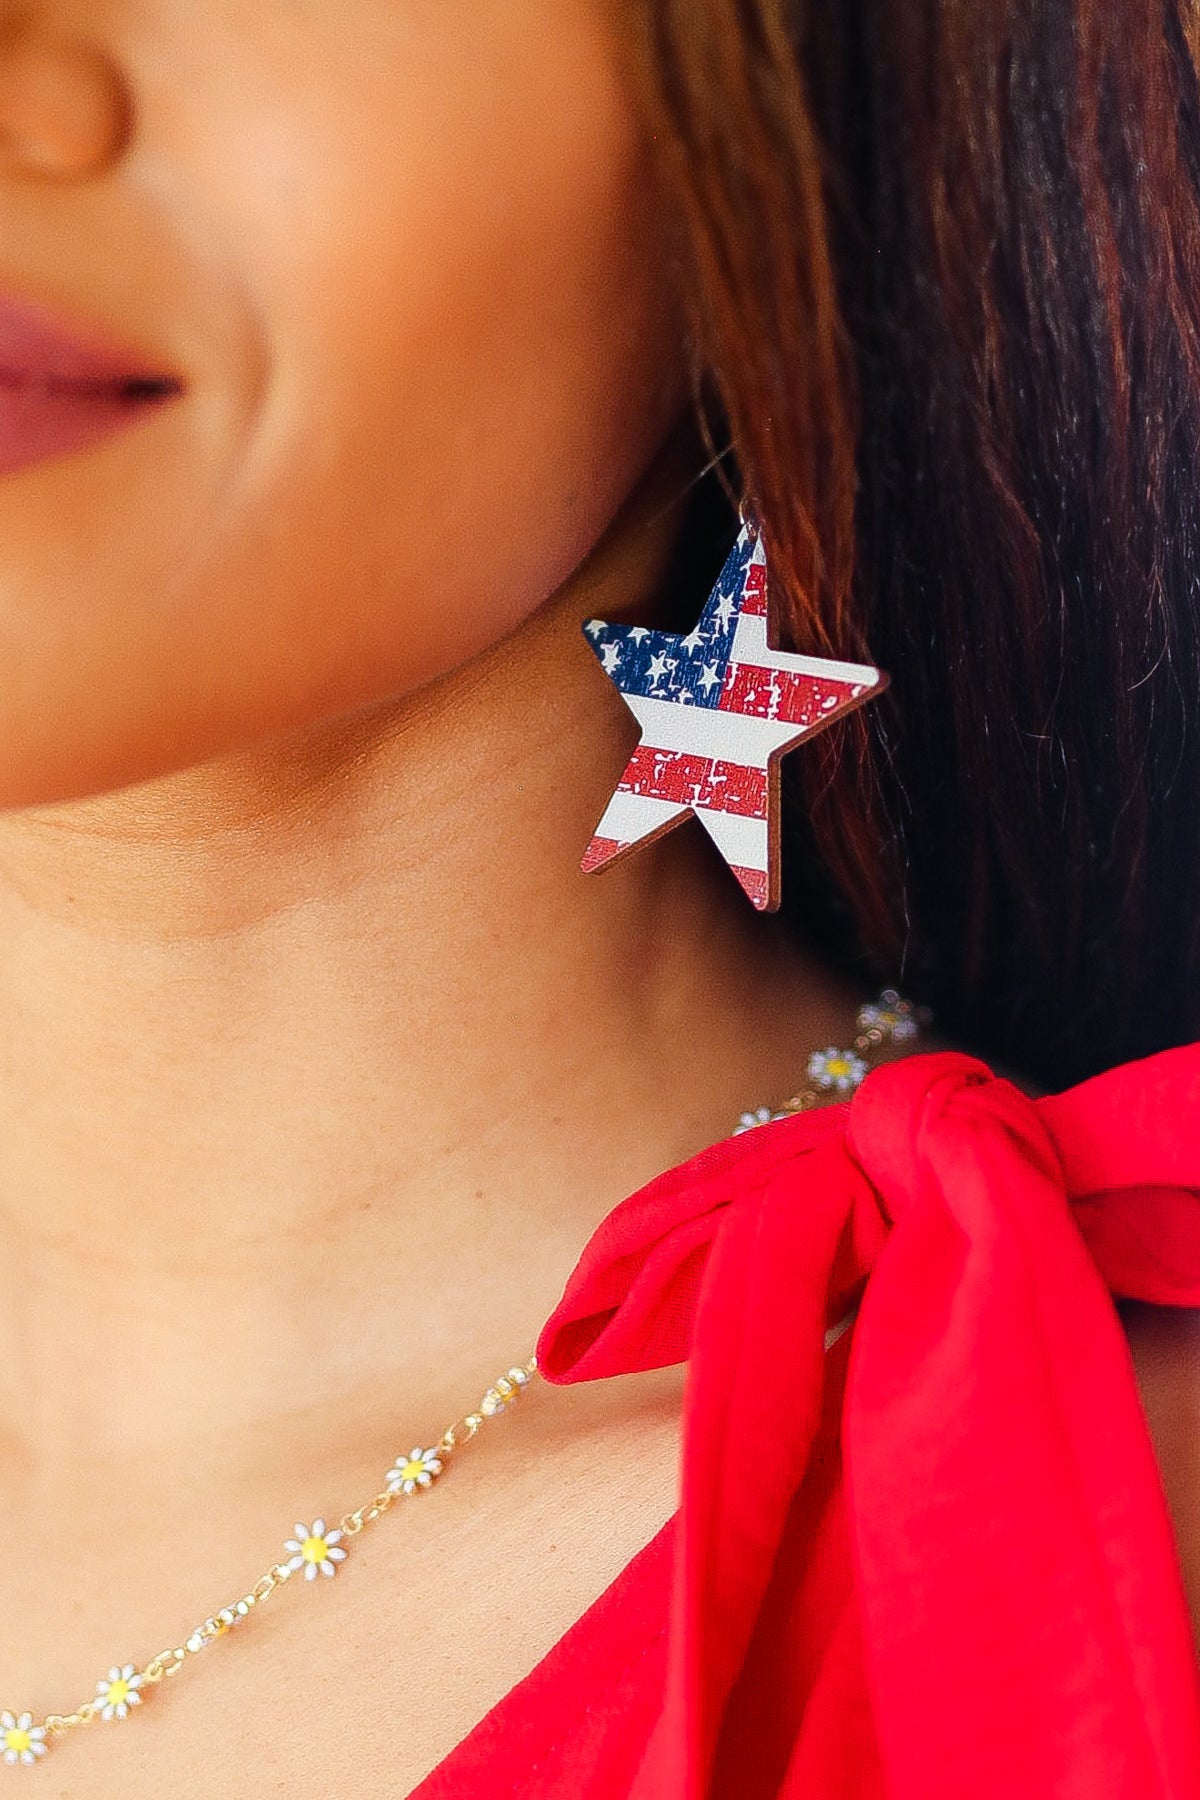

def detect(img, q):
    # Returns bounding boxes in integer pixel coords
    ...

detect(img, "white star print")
[600,641,622,673]
[680,625,706,653]
[699,662,721,694]
[647,652,677,683]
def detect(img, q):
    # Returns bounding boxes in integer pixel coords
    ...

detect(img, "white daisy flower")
[283,1518,348,1580]
[95,1664,144,1721]
[856,991,919,1041]
[386,1446,443,1495]
[734,1105,777,1134]
[1,1711,47,1766]
[807,1046,869,1093]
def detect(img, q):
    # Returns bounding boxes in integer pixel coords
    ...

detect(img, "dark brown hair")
[628,0,1200,1088]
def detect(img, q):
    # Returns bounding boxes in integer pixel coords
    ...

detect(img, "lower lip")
[0,375,180,479]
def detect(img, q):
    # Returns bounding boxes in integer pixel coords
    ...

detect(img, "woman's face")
[0,0,686,809]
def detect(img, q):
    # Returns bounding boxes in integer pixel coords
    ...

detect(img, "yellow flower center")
[301,1535,328,1563]
[5,1728,31,1754]
[106,1679,130,1706]
[400,1458,426,1481]
[827,1058,852,1078]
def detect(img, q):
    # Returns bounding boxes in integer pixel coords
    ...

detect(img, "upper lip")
[0,286,184,398]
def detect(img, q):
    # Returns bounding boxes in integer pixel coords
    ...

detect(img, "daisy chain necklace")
[0,989,922,1770]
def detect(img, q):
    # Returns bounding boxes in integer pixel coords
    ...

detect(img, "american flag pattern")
[581,520,886,910]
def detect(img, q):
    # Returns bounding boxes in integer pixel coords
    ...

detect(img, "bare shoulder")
[1117,1300,1200,1657]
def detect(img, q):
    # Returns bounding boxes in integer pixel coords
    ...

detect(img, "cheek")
[0,0,687,807]
[240,0,687,686]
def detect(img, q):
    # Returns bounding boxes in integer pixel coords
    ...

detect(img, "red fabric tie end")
[536,1047,1200,1799]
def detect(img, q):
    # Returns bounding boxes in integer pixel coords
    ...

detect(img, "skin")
[1122,1306,1200,1647]
[0,2,880,1791]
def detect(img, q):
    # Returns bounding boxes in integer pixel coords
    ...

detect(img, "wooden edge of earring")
[761,667,892,913]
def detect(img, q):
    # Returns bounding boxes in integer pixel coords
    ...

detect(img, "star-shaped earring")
[580,517,887,911]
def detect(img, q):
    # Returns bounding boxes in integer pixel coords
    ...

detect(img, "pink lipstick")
[0,288,183,478]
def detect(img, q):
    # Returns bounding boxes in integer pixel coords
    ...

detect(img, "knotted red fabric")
[414,1046,1200,1799]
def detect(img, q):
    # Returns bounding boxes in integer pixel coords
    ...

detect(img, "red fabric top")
[410,1047,1200,1798]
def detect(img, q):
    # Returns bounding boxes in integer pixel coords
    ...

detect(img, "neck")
[0,467,861,1478]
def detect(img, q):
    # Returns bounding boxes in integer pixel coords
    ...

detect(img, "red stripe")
[720,663,868,727]
[618,744,767,818]
[581,835,625,873]
[729,864,769,908]
[740,560,768,617]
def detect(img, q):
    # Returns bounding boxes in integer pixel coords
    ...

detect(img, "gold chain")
[0,988,923,1770]
[5,1357,539,1761]
[732,986,926,1132]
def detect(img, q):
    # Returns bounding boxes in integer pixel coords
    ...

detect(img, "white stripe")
[622,693,802,764]
[591,786,688,847]
[692,806,768,871]
[731,613,881,688]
